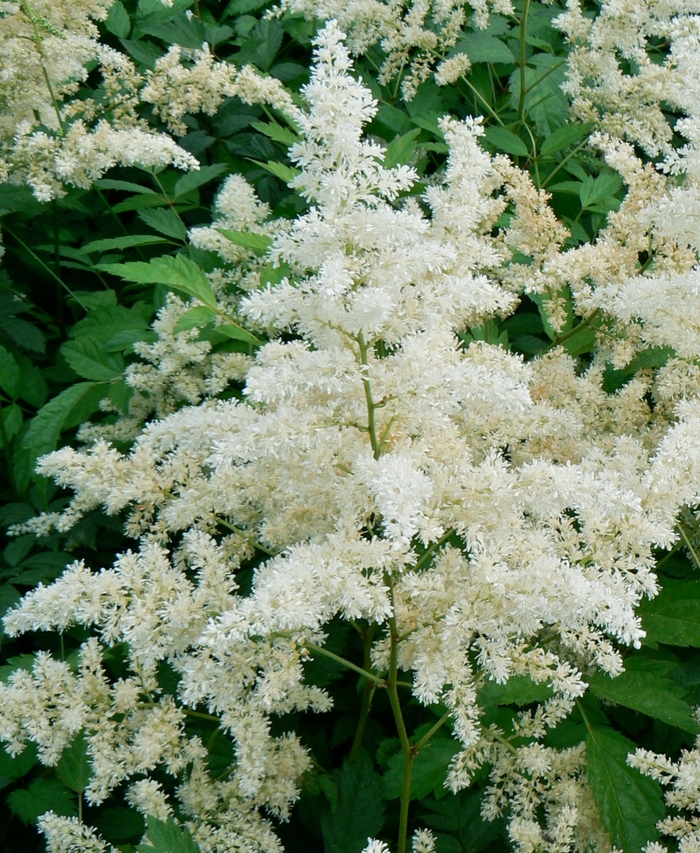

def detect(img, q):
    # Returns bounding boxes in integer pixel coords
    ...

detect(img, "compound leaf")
[320,750,385,853]
[586,725,664,853]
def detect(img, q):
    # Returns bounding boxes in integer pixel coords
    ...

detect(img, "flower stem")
[305,641,387,687]
[678,522,700,570]
[413,712,451,753]
[517,0,532,123]
[349,623,379,761]
[387,606,413,853]
[357,332,381,459]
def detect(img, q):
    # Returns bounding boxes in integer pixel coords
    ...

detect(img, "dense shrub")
[3,2,700,853]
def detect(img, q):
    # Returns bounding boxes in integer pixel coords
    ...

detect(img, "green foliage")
[639,579,700,646]
[319,750,386,853]
[585,725,664,852]
[137,816,202,853]
[99,256,219,310]
[383,734,460,800]
[8,777,77,824]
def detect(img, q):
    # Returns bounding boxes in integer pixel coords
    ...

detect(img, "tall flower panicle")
[6,16,700,853]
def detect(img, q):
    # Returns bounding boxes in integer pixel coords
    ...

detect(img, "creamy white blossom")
[6,15,700,853]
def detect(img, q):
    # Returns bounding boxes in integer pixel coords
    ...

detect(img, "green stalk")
[0,404,17,496]
[457,78,506,127]
[357,332,382,459]
[413,712,450,753]
[21,1,65,136]
[305,642,387,687]
[517,0,532,124]
[541,138,592,189]
[3,225,87,310]
[413,528,457,573]
[544,308,601,352]
[387,608,413,853]
[349,623,379,761]
[678,522,700,570]
[216,518,278,557]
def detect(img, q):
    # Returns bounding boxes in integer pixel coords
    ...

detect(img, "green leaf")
[103,329,157,352]
[98,256,218,310]
[320,750,385,853]
[578,171,624,211]
[0,742,37,778]
[70,291,118,309]
[140,17,205,49]
[17,358,48,407]
[225,0,268,13]
[216,228,273,254]
[95,179,157,195]
[0,654,35,682]
[69,306,149,347]
[590,669,700,733]
[383,735,460,800]
[235,19,283,71]
[483,127,529,158]
[457,32,515,64]
[509,58,569,136]
[8,777,77,824]
[562,324,598,357]
[249,159,300,183]
[14,551,71,586]
[1,403,23,441]
[205,23,235,47]
[62,384,108,431]
[111,194,169,214]
[260,261,292,286]
[250,120,300,147]
[639,579,700,646]
[105,0,130,37]
[173,163,229,198]
[540,122,596,157]
[138,207,188,241]
[479,674,553,707]
[137,816,201,853]
[57,731,92,793]
[383,128,422,168]
[93,807,145,843]
[421,790,504,850]
[586,725,664,852]
[61,338,125,381]
[0,315,45,353]
[226,0,268,13]
[218,324,262,346]
[79,235,168,256]
[0,344,20,399]
[22,382,100,465]
[173,306,217,334]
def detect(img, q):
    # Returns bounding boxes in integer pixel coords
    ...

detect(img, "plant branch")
[349,623,379,761]
[3,225,87,310]
[678,522,700,570]
[305,641,387,687]
[413,528,457,573]
[216,518,278,557]
[386,579,413,853]
[517,0,532,123]
[357,332,382,459]
[413,712,451,754]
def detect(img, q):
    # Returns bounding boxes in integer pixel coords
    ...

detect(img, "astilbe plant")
[6,8,700,853]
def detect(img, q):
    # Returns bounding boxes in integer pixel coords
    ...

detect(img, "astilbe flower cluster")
[6,8,700,853]
[269,0,515,97]
[0,0,297,200]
